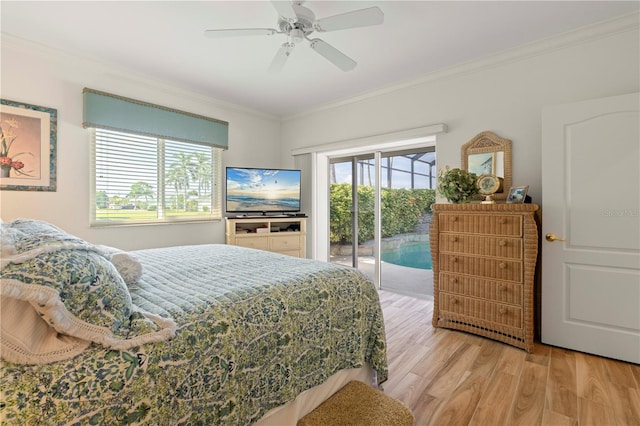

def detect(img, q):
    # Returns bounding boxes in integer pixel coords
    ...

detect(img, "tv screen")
[226,167,301,215]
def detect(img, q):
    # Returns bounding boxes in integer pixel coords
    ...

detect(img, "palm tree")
[127,181,154,208]
[194,152,212,194]
[166,153,197,210]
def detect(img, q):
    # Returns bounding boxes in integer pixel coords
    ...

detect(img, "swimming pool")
[381,242,432,270]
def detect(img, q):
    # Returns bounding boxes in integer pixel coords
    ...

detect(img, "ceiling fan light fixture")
[290,28,305,43]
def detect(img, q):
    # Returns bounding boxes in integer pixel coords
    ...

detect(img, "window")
[83,88,228,226]
[91,128,222,225]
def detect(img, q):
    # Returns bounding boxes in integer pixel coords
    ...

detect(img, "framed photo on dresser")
[506,185,528,203]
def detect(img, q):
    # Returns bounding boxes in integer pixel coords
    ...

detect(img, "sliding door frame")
[292,124,446,269]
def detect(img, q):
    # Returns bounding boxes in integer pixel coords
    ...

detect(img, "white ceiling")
[2,1,638,117]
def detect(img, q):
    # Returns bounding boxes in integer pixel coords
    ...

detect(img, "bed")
[0,219,388,425]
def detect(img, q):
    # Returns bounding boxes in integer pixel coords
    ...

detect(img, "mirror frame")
[461,131,512,200]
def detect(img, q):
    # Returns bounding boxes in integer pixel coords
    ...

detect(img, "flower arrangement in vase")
[0,118,32,178]
[437,166,479,203]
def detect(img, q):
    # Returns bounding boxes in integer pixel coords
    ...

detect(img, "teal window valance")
[82,88,228,149]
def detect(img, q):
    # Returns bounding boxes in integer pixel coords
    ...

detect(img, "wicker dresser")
[430,203,539,352]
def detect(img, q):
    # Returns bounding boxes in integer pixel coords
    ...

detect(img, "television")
[225,167,301,216]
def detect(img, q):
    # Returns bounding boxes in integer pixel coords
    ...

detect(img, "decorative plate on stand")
[476,174,503,203]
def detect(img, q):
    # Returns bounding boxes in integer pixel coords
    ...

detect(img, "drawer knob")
[498,283,506,291]
[451,278,458,284]
[451,298,458,304]
[450,236,458,243]
[499,262,507,269]
[500,218,507,224]
[450,256,458,263]
[499,307,507,315]
[499,239,507,247]
[450,216,458,222]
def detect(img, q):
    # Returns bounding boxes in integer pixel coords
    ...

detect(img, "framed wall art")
[0,99,57,191]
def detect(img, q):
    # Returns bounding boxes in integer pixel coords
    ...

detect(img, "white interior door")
[541,93,640,363]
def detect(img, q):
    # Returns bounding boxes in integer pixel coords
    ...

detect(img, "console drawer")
[235,237,269,250]
[270,235,301,251]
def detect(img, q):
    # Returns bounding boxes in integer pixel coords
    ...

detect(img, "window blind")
[91,128,221,225]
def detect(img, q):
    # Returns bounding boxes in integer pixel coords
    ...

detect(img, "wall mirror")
[461,131,512,200]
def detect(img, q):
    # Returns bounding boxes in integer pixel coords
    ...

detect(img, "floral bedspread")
[1,242,388,425]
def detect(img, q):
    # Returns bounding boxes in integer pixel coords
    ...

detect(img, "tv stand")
[233,213,306,219]
[225,217,307,258]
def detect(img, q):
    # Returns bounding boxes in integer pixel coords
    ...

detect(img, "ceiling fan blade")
[309,39,356,72]
[269,42,294,73]
[271,1,297,21]
[314,7,384,32]
[204,28,277,38]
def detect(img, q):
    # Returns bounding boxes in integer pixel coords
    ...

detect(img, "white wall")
[0,36,282,250]
[281,14,640,211]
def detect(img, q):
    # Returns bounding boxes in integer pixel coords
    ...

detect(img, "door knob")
[545,233,566,242]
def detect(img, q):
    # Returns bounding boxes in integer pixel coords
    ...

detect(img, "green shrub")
[186,199,199,212]
[329,183,435,244]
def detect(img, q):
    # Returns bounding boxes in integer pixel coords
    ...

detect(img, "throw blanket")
[0,219,176,365]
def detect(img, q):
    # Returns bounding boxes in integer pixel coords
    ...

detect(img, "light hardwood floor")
[378,290,640,426]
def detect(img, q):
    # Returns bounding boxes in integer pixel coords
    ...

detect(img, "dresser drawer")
[439,292,523,328]
[270,235,301,251]
[438,213,522,236]
[439,253,522,282]
[439,234,522,259]
[439,273,522,305]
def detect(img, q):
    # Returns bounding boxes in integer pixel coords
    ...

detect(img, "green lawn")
[96,209,210,220]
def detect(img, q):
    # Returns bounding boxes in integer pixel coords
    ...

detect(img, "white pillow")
[0,224,19,259]
[97,245,143,285]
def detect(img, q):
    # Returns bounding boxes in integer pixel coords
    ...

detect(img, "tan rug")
[297,380,414,426]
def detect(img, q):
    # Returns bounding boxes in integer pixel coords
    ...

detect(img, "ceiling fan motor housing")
[278,4,316,42]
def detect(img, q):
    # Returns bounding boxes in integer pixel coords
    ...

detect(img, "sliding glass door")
[329,154,375,274]
[329,148,436,297]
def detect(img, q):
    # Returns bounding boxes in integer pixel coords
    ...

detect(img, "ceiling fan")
[204,1,384,72]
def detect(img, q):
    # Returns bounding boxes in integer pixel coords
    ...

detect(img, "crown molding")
[0,33,280,121]
[283,11,640,122]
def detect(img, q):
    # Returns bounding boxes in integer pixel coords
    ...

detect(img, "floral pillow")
[0,219,175,365]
